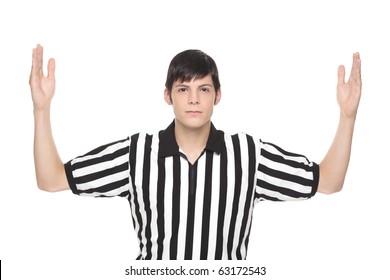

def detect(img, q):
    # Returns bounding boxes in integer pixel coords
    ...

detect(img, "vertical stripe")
[200,151,213,259]
[177,158,189,259]
[215,141,228,259]
[142,135,152,259]
[231,134,251,259]
[207,153,220,259]
[156,157,166,259]
[184,161,198,259]
[244,218,253,253]
[236,135,256,258]
[228,134,242,259]
[134,133,147,258]
[134,134,147,258]
[128,134,145,258]
[148,135,159,259]
[192,155,206,260]
[170,155,181,259]
[162,157,173,259]
[222,136,237,259]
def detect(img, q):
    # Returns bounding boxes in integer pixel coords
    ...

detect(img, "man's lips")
[186,111,202,115]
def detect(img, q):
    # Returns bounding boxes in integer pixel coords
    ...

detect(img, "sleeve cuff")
[64,161,80,195]
[310,162,320,197]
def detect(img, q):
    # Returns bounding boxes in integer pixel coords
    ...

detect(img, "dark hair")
[165,49,221,94]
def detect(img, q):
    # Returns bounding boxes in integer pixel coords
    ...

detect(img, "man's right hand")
[29,44,56,112]
[30,44,69,192]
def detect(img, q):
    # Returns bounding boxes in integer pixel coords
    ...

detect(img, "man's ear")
[214,89,222,105]
[164,88,172,105]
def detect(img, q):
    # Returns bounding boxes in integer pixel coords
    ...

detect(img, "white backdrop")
[1,0,389,279]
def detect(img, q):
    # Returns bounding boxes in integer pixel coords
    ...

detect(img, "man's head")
[165,49,221,97]
[164,50,222,131]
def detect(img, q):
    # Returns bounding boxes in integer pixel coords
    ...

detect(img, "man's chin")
[175,118,211,131]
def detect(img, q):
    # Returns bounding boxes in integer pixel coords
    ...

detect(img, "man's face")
[164,74,221,130]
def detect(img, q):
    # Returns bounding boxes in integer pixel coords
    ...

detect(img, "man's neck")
[174,120,211,164]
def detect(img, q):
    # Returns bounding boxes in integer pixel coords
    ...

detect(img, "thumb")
[47,58,56,80]
[337,65,345,86]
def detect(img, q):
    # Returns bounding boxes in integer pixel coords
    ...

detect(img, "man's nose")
[188,91,200,104]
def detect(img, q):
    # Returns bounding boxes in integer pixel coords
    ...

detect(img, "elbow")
[36,181,56,192]
[333,183,344,194]
[318,165,346,195]
[35,167,68,192]
[318,182,344,195]
[321,187,342,195]
[36,178,67,192]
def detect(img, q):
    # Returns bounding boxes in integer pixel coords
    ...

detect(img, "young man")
[29,45,362,260]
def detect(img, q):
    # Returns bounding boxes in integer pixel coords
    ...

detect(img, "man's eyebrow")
[174,84,189,88]
[174,83,213,88]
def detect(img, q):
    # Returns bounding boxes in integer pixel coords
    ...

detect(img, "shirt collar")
[158,120,224,158]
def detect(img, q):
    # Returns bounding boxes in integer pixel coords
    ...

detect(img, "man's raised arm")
[318,53,362,194]
[29,44,69,192]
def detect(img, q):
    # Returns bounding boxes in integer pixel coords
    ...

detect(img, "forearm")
[33,109,69,191]
[318,114,356,194]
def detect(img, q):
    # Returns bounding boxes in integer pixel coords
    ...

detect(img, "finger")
[354,52,362,82]
[30,45,40,83]
[47,58,56,80]
[36,44,43,76]
[337,65,345,86]
[30,46,37,76]
[350,52,362,86]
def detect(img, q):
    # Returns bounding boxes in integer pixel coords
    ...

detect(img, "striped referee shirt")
[65,121,319,260]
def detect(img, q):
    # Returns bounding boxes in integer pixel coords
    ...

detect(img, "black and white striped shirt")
[65,121,319,260]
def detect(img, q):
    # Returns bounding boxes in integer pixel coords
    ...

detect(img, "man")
[29,44,362,260]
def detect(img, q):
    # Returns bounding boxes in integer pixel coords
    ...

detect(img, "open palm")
[337,53,362,118]
[29,44,56,111]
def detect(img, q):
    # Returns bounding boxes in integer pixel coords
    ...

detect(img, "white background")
[1,0,389,279]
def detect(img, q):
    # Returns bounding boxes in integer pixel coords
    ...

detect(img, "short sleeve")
[64,138,131,198]
[255,140,319,202]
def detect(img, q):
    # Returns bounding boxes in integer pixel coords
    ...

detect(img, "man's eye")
[200,88,210,92]
[178,88,187,92]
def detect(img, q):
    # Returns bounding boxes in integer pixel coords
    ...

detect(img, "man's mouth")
[186,111,202,115]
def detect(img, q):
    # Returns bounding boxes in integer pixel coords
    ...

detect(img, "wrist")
[339,111,357,123]
[338,112,356,134]
[33,106,51,120]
